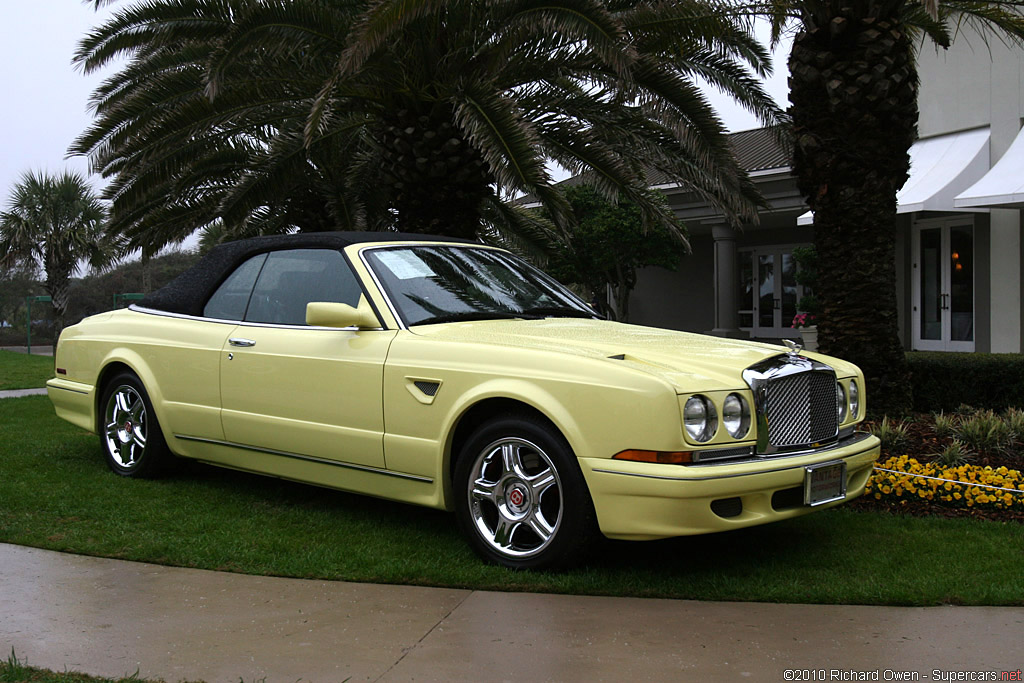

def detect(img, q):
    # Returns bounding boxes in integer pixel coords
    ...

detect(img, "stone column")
[711,224,745,338]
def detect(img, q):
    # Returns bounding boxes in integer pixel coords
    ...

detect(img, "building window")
[738,246,808,338]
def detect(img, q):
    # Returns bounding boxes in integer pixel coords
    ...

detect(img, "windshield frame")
[358,243,596,330]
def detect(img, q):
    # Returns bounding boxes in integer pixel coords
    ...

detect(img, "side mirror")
[306,298,380,329]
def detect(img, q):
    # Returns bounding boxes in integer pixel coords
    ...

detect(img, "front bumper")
[579,432,880,540]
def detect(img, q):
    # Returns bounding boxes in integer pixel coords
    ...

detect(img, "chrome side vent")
[413,380,440,397]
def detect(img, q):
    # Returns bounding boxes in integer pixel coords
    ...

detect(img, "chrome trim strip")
[687,432,874,467]
[129,304,384,331]
[48,384,90,395]
[593,432,876,482]
[173,434,433,483]
[357,246,409,331]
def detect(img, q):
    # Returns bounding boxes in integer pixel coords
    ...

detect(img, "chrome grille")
[742,353,839,455]
[764,370,838,447]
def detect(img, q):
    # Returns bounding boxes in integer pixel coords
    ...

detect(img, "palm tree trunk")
[789,2,915,416]
[379,104,494,238]
[45,259,73,348]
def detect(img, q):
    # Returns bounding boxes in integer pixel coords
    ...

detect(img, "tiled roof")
[642,126,790,187]
[727,126,792,173]
[548,126,790,194]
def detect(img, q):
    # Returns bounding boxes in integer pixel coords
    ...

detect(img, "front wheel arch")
[453,412,598,570]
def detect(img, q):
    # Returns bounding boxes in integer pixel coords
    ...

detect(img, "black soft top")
[139,231,475,317]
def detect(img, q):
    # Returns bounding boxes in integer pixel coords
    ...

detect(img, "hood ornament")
[783,338,803,356]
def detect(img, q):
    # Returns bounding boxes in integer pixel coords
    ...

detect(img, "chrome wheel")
[467,437,563,559]
[103,384,149,470]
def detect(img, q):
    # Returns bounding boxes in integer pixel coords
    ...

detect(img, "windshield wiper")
[411,311,541,326]
[520,306,596,319]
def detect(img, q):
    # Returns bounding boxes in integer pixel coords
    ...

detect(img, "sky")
[0,4,793,210]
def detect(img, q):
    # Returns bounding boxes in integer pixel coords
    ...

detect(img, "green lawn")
[1,650,195,683]
[0,350,53,390]
[1,395,1021,605]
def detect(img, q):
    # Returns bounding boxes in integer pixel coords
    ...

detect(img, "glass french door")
[738,246,804,338]
[912,220,975,351]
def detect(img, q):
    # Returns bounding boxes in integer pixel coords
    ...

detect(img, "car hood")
[408,318,851,394]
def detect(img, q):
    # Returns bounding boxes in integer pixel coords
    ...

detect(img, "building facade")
[630,33,1024,354]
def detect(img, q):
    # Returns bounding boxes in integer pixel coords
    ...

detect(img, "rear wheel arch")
[95,359,171,447]
[97,370,174,477]
[95,361,136,431]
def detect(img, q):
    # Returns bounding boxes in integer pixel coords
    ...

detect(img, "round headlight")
[684,395,718,442]
[722,393,750,438]
[848,380,860,419]
[836,382,848,422]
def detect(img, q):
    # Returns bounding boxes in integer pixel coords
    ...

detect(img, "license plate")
[804,461,847,506]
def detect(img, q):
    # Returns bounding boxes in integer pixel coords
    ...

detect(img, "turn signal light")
[613,449,693,464]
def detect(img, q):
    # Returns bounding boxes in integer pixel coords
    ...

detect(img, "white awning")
[797,127,991,226]
[955,124,1024,208]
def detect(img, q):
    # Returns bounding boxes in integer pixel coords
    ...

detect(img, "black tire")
[98,371,172,478]
[453,413,598,570]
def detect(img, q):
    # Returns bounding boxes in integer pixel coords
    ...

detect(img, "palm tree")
[73,0,785,254]
[0,171,116,340]
[738,0,1024,415]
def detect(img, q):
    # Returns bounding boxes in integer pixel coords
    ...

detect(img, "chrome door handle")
[228,338,256,347]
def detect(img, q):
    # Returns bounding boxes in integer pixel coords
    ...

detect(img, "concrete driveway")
[1,544,1022,682]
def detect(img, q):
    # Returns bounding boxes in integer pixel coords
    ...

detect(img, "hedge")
[907,352,1024,412]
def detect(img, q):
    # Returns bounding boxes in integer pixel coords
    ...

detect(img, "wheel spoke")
[528,469,556,497]
[105,422,119,439]
[118,439,134,465]
[499,442,519,476]
[133,430,146,449]
[471,478,497,504]
[129,401,145,422]
[526,514,554,543]
[492,516,517,550]
[115,391,131,415]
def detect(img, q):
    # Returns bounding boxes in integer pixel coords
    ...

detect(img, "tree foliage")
[73,0,785,254]
[732,0,1024,415]
[542,185,687,322]
[0,171,117,339]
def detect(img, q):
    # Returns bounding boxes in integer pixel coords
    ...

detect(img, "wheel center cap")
[124,421,133,434]
[505,482,530,515]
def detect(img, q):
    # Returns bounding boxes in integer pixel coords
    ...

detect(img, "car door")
[218,248,396,469]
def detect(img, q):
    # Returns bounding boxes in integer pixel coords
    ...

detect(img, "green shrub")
[932,439,974,467]
[907,352,1024,412]
[954,409,1014,455]
[1003,408,1024,447]
[932,411,958,439]
[871,416,911,453]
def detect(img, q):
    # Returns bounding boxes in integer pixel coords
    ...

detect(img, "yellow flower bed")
[866,455,1024,510]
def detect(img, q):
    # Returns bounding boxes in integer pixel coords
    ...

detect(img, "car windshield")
[363,245,596,327]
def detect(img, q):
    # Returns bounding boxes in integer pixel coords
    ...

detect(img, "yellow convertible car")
[48,232,880,569]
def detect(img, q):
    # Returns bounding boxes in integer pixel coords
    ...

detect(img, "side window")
[203,253,267,320]
[244,249,363,325]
